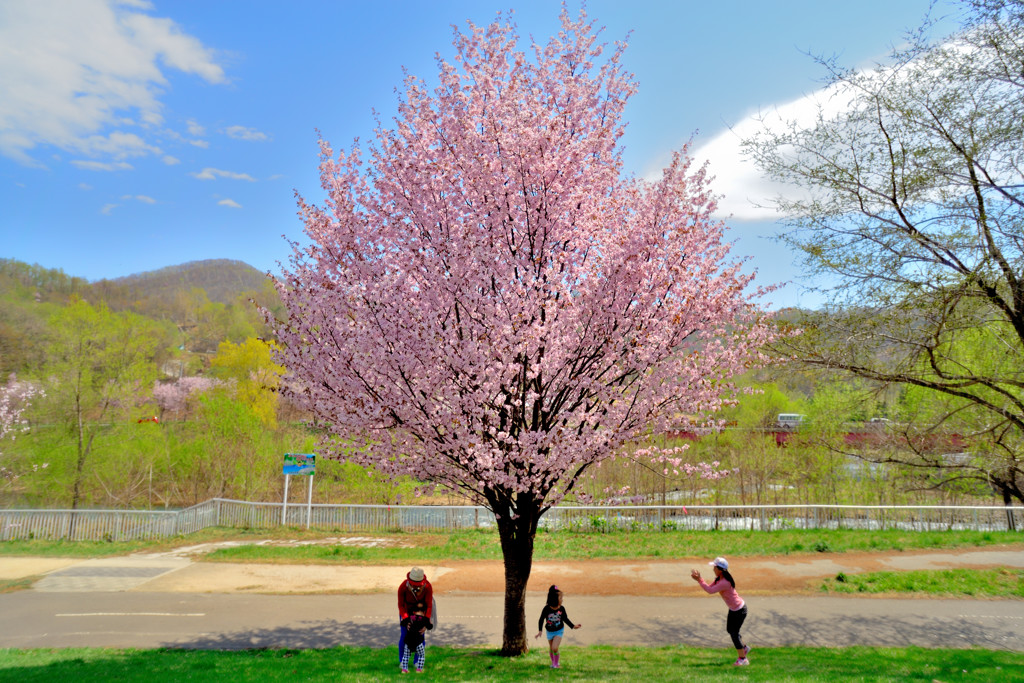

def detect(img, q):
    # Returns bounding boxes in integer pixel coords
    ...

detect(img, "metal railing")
[1,500,1021,541]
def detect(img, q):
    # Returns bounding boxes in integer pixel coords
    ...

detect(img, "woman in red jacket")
[397,567,433,667]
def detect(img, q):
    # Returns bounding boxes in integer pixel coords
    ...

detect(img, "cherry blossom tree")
[275,9,774,655]
[0,375,41,483]
[153,376,224,418]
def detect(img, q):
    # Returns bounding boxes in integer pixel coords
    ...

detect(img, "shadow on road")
[603,609,1016,651]
[756,610,1010,649]
[167,619,491,650]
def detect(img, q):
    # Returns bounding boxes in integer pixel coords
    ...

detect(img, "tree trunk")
[494,499,539,656]
[1002,487,1018,532]
[72,390,85,510]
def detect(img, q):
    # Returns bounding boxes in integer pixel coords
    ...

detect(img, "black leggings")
[726,605,747,650]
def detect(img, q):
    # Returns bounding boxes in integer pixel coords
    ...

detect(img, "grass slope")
[1,646,1022,682]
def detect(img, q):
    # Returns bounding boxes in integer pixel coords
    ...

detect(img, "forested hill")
[95,259,273,306]
[0,258,281,376]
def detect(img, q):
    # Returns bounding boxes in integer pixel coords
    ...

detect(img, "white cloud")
[78,183,93,190]
[121,194,157,204]
[191,167,257,181]
[685,65,892,222]
[686,95,827,222]
[189,139,210,149]
[224,125,270,142]
[162,155,180,165]
[100,203,118,215]
[79,131,161,159]
[186,119,206,137]
[71,160,134,171]
[0,0,226,165]
[218,198,242,208]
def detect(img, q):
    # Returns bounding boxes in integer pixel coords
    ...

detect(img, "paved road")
[2,546,1023,651]
[2,591,1022,651]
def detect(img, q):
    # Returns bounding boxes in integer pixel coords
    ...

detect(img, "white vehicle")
[776,413,804,429]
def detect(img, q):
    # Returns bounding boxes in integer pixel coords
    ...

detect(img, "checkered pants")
[401,642,425,671]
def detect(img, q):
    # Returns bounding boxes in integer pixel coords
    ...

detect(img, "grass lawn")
[1,527,1022,562]
[821,567,1024,598]
[196,528,1024,564]
[1,645,1022,682]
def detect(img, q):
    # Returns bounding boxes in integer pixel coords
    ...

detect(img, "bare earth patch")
[140,545,1024,596]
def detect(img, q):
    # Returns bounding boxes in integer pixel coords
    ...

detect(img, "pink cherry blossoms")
[153,376,224,417]
[275,9,776,513]
[1,375,42,482]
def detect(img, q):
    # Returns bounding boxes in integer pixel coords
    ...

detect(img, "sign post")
[282,453,316,529]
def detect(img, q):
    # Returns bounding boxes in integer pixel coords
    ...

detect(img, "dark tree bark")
[492,494,541,656]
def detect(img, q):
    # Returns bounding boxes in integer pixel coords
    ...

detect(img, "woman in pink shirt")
[691,556,751,666]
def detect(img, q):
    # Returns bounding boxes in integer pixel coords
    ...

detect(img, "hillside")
[97,259,273,305]
[0,258,280,373]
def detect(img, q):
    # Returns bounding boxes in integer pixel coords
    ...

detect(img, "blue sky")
[0,0,958,308]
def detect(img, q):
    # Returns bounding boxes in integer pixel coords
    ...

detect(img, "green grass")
[0,526,354,558]
[199,528,1024,564]
[0,576,38,594]
[2,527,1022,563]
[0,646,1021,682]
[822,567,1024,598]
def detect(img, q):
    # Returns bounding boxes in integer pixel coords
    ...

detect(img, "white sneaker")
[734,658,749,666]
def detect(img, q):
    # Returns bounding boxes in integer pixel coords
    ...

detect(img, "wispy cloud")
[0,0,226,166]
[191,167,257,181]
[224,125,270,142]
[71,160,134,172]
[100,203,118,215]
[186,119,206,137]
[162,155,181,165]
[121,194,157,204]
[218,198,242,208]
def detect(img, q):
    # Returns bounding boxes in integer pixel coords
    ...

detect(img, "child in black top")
[534,585,581,669]
[400,602,433,673]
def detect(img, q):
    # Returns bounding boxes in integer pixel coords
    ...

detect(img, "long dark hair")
[713,568,736,588]
[546,585,562,608]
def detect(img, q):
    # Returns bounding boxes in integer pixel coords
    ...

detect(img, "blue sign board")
[283,453,315,475]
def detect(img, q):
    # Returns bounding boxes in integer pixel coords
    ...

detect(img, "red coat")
[397,575,433,620]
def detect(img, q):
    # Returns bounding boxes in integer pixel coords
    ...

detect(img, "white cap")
[709,557,729,571]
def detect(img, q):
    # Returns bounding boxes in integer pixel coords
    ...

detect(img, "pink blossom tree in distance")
[1,375,42,483]
[275,8,775,655]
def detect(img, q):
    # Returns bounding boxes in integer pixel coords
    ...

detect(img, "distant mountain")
[97,259,272,306]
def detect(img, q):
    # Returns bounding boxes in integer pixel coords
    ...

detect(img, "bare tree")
[744,0,1024,510]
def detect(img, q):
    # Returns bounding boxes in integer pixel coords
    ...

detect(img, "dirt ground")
[432,547,1024,596]
[6,539,1023,596]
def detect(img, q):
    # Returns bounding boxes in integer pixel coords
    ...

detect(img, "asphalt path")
[2,591,1022,651]
[2,546,1023,652]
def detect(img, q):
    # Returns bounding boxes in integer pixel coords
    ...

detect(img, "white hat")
[408,567,425,582]
[709,557,729,571]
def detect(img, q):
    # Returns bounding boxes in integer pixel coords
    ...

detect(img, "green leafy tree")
[38,299,161,508]
[209,337,284,427]
[745,0,1024,506]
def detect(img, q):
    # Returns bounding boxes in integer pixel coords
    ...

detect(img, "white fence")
[1,499,1021,541]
